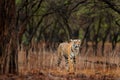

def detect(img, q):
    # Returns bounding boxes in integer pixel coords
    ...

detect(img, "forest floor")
[0,68,120,80]
[0,42,120,80]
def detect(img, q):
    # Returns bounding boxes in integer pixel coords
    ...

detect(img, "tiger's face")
[70,39,81,55]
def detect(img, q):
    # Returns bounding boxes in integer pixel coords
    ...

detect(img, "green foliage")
[17,0,120,44]
[15,0,21,4]
[79,29,84,39]
[22,34,29,45]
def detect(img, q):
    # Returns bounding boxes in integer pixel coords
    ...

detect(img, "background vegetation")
[0,0,120,76]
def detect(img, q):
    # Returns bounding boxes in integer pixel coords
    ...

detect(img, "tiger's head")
[70,39,81,53]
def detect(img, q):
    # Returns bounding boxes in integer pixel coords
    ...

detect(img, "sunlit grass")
[18,43,120,79]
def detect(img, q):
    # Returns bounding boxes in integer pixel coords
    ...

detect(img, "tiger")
[57,39,81,73]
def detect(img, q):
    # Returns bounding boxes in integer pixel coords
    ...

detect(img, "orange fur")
[57,40,81,73]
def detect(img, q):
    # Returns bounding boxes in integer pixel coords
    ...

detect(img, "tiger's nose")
[75,45,79,48]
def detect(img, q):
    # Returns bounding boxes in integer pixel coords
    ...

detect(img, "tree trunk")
[0,0,18,74]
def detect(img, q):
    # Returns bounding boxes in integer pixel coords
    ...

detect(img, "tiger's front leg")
[73,56,76,72]
[64,56,73,72]
[64,55,71,72]
[67,56,73,72]
[67,55,75,73]
[69,53,76,72]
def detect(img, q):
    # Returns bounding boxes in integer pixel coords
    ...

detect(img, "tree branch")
[70,0,88,12]
[100,0,120,14]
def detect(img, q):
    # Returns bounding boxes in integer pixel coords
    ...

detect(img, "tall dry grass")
[18,42,120,77]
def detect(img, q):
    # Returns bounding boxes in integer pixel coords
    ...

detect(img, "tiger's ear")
[68,39,73,43]
[78,39,81,42]
[70,39,73,41]
[78,39,81,44]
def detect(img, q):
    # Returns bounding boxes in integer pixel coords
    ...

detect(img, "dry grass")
[17,42,120,79]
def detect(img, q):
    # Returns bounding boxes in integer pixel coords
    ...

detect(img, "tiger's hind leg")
[64,56,69,71]
[57,55,62,72]
[57,56,62,67]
